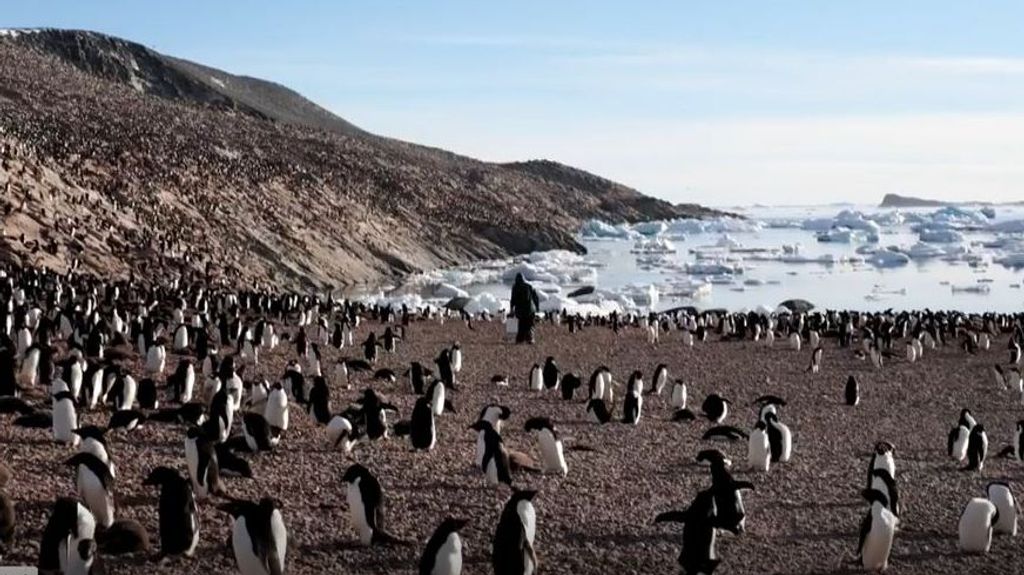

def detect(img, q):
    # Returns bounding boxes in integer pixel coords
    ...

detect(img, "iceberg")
[867,249,910,268]
[918,227,964,243]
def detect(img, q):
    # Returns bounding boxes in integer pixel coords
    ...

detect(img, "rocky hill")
[879,193,950,208]
[0,28,724,289]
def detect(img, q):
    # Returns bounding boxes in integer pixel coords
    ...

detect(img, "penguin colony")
[1,267,1024,573]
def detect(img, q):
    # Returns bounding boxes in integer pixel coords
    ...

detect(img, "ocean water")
[375,204,1024,314]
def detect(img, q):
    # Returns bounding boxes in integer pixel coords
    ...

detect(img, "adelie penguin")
[542,357,559,391]
[419,517,468,575]
[648,363,668,395]
[962,424,988,472]
[948,409,976,462]
[219,497,287,575]
[622,371,643,425]
[845,375,859,406]
[470,420,512,487]
[143,466,200,558]
[701,394,730,424]
[585,398,612,424]
[670,379,687,409]
[747,420,771,472]
[492,490,539,575]
[185,426,221,500]
[38,497,95,575]
[959,497,998,554]
[858,489,896,572]
[698,449,755,534]
[409,395,436,451]
[52,390,79,446]
[524,417,568,476]
[242,411,279,452]
[406,362,430,395]
[807,346,823,374]
[65,452,116,528]
[984,481,1017,536]
[655,488,720,575]
[478,403,512,433]
[559,373,581,400]
[763,411,793,463]
[867,442,896,488]
[528,364,543,392]
[869,469,900,519]
[342,463,403,546]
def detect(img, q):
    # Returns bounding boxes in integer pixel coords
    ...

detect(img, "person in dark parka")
[509,273,540,344]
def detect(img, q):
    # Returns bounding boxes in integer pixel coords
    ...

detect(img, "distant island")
[879,193,1022,208]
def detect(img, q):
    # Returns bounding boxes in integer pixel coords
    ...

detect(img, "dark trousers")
[516,314,535,343]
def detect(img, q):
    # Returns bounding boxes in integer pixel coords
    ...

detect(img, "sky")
[6,1,1024,206]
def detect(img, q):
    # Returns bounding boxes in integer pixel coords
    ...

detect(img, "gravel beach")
[2,317,1022,574]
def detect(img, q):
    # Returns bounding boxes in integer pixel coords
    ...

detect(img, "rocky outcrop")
[0,29,726,290]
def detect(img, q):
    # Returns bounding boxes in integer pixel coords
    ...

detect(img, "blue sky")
[6,1,1024,206]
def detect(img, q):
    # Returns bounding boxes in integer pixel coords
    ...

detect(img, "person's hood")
[515,273,525,284]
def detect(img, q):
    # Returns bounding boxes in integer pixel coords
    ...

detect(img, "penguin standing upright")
[524,417,568,476]
[471,420,512,487]
[264,382,289,432]
[585,399,612,424]
[670,379,687,409]
[407,362,429,395]
[142,467,200,557]
[867,442,896,487]
[542,357,559,391]
[38,497,95,574]
[649,364,668,395]
[528,364,543,392]
[358,389,399,440]
[428,379,447,418]
[342,463,401,546]
[219,497,287,575]
[845,375,859,406]
[987,482,1017,536]
[419,517,468,575]
[450,342,462,374]
[492,490,538,575]
[65,452,115,528]
[948,409,976,461]
[410,396,437,451]
[748,420,771,472]
[478,404,512,434]
[859,489,896,572]
[654,489,719,575]
[184,427,220,500]
[808,346,823,373]
[764,412,793,463]
[622,371,643,425]
[701,394,730,424]
[53,390,79,446]
[963,424,988,471]
[959,497,998,553]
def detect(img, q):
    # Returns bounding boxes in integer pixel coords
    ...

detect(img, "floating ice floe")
[579,219,636,239]
[684,261,743,275]
[631,237,677,254]
[928,206,989,228]
[995,253,1024,267]
[918,226,965,243]
[816,228,874,243]
[867,249,911,268]
[951,284,991,294]
[633,221,668,236]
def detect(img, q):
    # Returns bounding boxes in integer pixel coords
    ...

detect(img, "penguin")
[407,362,429,395]
[654,489,719,575]
[869,468,900,518]
[470,420,512,487]
[1013,420,1024,460]
[435,349,455,389]
[38,497,95,574]
[959,497,998,553]
[184,426,221,500]
[963,424,988,471]
[142,466,200,557]
[242,411,278,452]
[702,426,748,442]
[145,341,166,376]
[867,442,896,487]
[747,420,770,472]
[764,411,793,463]
[450,342,463,374]
[845,375,859,406]
[622,370,643,425]
[948,411,975,462]
[987,482,1017,536]
[559,373,582,400]
[137,377,158,410]
[108,409,146,432]
[528,364,543,392]
[307,376,331,424]
[264,382,289,432]
[168,359,196,404]
[53,390,79,445]
[173,324,189,352]
[419,517,468,575]
[808,346,823,373]
[65,452,115,529]
[587,366,611,401]
[342,463,402,546]
[524,417,568,476]
[701,394,729,424]
[585,399,612,424]
[326,414,361,453]
[219,497,287,575]
[906,341,918,363]
[478,403,512,434]
[1012,340,1021,365]
[215,443,254,479]
[649,364,668,395]
[428,379,447,418]
[541,357,559,391]
[491,490,538,575]
[858,489,896,572]
[357,388,399,440]
[670,379,687,409]
[410,395,437,451]
[789,332,801,351]
[206,388,235,443]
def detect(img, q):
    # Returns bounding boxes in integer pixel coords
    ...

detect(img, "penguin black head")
[342,463,373,484]
[696,449,731,468]
[468,420,494,433]
[874,441,895,455]
[436,516,470,534]
[754,420,767,431]
[524,417,555,433]
[509,489,538,504]
[143,466,183,486]
[73,425,107,443]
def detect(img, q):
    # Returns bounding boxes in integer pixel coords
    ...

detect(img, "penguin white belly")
[174,328,189,351]
[327,417,355,451]
[432,532,463,575]
[432,384,446,417]
[185,439,205,498]
[452,350,462,373]
[959,498,996,553]
[809,331,820,348]
[538,431,568,476]
[789,333,801,351]
[529,370,543,391]
[69,364,83,397]
[186,502,200,556]
[671,383,686,409]
[120,376,138,410]
[182,369,196,403]
[232,517,270,575]
[346,481,373,545]
[952,427,970,461]
[862,508,896,570]
[53,401,79,445]
[78,467,114,528]
[748,430,770,471]
[265,392,289,430]
[517,500,537,575]
[778,423,793,462]
[270,508,287,570]
[485,458,499,486]
[875,453,895,478]
[989,487,1017,536]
